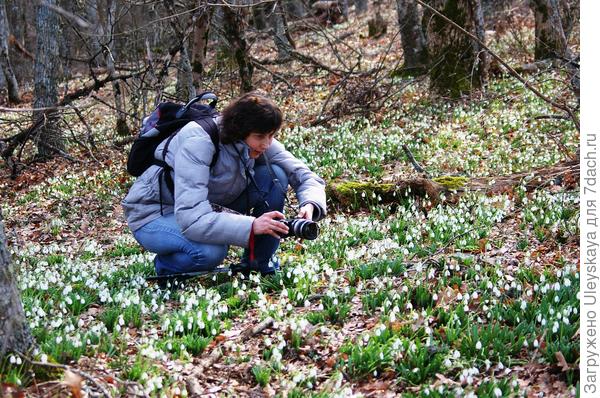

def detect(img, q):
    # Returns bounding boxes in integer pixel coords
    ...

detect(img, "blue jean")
[133,165,288,275]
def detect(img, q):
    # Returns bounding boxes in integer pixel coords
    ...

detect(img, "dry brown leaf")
[360,380,390,391]
[64,370,83,398]
[555,352,571,372]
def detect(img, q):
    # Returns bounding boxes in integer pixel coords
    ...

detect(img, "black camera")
[279,218,319,240]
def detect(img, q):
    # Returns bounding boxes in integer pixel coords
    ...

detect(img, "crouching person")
[122,92,326,276]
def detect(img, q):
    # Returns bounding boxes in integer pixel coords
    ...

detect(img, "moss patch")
[432,176,469,190]
[327,181,397,210]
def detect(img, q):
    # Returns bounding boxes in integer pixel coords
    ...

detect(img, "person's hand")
[252,211,289,238]
[297,203,314,220]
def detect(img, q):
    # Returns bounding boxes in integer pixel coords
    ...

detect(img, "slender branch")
[402,144,430,177]
[415,0,579,131]
[17,353,112,398]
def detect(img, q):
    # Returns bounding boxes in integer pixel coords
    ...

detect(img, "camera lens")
[291,219,319,240]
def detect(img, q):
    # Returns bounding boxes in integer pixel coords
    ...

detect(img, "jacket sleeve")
[266,139,327,221]
[173,129,255,247]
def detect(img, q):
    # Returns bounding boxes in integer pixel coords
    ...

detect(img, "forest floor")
[0,2,580,397]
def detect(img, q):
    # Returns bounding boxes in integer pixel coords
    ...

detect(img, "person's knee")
[191,245,228,268]
[270,164,288,189]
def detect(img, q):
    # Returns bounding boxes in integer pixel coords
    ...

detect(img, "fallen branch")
[327,159,579,211]
[241,316,275,339]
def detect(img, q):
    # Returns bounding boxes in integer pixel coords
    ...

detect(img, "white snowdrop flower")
[41,354,48,363]
[523,340,528,347]
[533,339,539,348]
[564,278,571,287]
[493,387,502,397]
[9,355,16,364]
[552,321,559,333]
[476,341,482,350]
[432,293,438,301]
[453,350,461,359]
[444,358,452,367]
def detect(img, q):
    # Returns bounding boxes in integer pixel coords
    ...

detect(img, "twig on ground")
[18,354,112,398]
[402,144,430,177]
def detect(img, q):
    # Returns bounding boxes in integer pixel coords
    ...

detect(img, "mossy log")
[326,179,444,209]
[327,159,579,211]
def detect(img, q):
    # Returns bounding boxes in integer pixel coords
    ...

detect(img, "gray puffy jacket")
[122,119,327,248]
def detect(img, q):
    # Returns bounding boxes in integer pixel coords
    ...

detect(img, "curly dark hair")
[219,92,283,144]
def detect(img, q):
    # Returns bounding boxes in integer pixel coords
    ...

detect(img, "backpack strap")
[157,118,220,214]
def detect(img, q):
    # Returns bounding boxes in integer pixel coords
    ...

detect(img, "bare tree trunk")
[251,2,267,30]
[341,0,350,18]
[0,209,34,357]
[176,42,196,101]
[530,0,569,60]
[355,0,368,14]
[191,6,211,81]
[34,0,62,158]
[424,0,488,97]
[285,0,307,18]
[559,0,578,41]
[0,0,19,103]
[105,0,130,136]
[223,6,253,93]
[396,0,428,73]
[270,1,294,61]
[86,0,104,66]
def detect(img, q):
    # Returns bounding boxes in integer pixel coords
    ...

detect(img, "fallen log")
[326,159,579,211]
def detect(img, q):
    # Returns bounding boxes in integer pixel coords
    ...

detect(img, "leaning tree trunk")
[33,0,62,158]
[396,0,428,73]
[105,0,130,136]
[0,210,34,357]
[530,0,569,60]
[0,0,19,103]
[223,6,253,93]
[270,1,294,61]
[424,0,488,97]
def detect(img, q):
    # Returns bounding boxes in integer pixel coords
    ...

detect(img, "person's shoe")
[154,256,168,276]
[230,260,280,276]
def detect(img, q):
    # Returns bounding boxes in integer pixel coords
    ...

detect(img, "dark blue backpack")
[127,92,220,196]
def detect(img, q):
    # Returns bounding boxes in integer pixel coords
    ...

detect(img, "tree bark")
[86,0,105,66]
[33,0,63,158]
[191,5,212,78]
[559,0,578,42]
[0,0,19,103]
[530,0,569,60]
[176,42,196,101]
[0,209,34,357]
[270,1,294,61]
[396,0,428,73]
[222,6,253,93]
[424,0,488,97]
[355,0,368,14]
[105,0,130,136]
